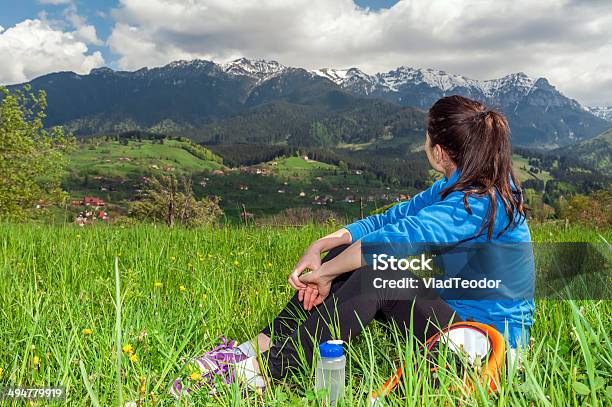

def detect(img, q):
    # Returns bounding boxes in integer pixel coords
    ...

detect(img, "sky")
[1,0,611,106]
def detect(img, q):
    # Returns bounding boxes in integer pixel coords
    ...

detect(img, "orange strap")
[370,321,506,402]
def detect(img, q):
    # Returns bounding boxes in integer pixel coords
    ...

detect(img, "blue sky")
[0,0,611,105]
[0,0,118,65]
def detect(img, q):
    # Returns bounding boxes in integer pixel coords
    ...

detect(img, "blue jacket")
[344,170,534,348]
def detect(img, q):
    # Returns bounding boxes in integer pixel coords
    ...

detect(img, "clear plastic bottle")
[315,340,345,405]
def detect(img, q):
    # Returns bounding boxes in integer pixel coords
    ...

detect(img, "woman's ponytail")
[427,96,525,239]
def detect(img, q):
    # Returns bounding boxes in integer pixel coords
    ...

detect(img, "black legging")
[261,244,460,379]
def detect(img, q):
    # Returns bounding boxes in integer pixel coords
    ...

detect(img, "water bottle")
[315,340,345,405]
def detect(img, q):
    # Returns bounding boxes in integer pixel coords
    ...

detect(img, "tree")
[559,189,611,228]
[0,86,74,219]
[129,174,223,227]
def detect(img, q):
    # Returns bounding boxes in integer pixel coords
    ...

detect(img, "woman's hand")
[298,269,332,311]
[288,248,322,300]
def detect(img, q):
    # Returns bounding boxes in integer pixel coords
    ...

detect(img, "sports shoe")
[170,336,249,398]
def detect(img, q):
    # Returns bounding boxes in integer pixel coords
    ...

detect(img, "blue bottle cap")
[319,341,344,358]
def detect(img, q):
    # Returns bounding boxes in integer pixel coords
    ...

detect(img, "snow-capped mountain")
[312,67,378,95]
[587,106,612,122]
[311,65,606,146]
[312,67,576,109]
[221,57,286,82]
[9,57,610,147]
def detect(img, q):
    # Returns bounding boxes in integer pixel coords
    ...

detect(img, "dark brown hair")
[427,95,525,239]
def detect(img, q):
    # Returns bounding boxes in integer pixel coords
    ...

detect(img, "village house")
[82,196,105,206]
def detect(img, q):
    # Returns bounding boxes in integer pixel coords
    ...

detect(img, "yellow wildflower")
[122,344,134,354]
[129,354,138,363]
[33,356,40,366]
[83,328,93,335]
[234,260,240,266]
[170,256,176,262]
[76,234,81,239]
[154,282,163,288]
[190,372,201,381]
[179,285,186,292]
[267,262,273,267]
[0,367,3,376]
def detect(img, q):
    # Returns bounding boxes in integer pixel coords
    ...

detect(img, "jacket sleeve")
[359,193,485,245]
[344,180,442,243]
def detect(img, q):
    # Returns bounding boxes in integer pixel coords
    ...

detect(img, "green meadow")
[0,222,610,406]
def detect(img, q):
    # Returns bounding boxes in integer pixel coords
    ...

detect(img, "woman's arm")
[287,228,352,292]
[343,181,442,243]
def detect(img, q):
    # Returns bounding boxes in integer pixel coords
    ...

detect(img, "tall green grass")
[0,223,610,405]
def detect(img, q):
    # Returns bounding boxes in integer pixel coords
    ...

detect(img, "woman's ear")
[433,144,443,163]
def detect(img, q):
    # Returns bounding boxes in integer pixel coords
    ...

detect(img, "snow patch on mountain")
[480,72,536,98]
[312,65,546,100]
[587,106,612,122]
[312,67,377,94]
[377,67,481,93]
[221,57,286,81]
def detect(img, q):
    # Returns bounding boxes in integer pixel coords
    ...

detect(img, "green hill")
[512,154,553,183]
[555,128,612,176]
[68,138,224,177]
[62,138,224,201]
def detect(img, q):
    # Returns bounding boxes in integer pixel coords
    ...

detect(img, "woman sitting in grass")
[171,95,534,396]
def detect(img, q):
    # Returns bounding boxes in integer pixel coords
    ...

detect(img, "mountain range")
[6,57,610,148]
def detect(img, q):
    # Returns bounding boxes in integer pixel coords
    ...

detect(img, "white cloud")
[64,4,103,45]
[0,19,104,85]
[107,0,612,105]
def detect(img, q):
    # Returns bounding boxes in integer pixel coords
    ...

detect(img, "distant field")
[0,223,610,406]
[512,154,553,183]
[64,141,413,220]
[68,139,224,179]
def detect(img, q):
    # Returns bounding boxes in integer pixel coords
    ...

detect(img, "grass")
[0,223,610,406]
[512,154,553,184]
[68,139,224,179]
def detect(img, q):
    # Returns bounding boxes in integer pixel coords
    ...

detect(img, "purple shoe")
[170,337,249,398]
